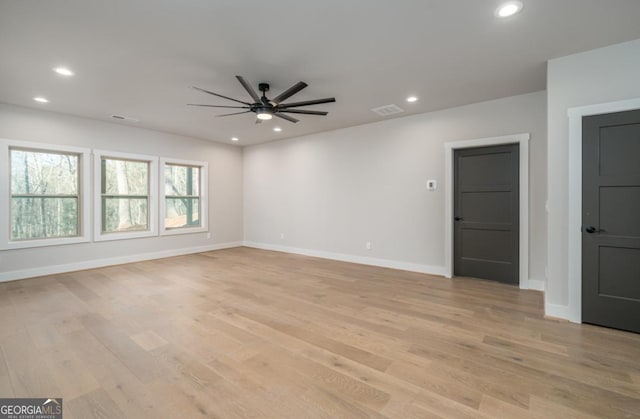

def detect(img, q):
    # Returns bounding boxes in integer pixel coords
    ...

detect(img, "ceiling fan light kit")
[189,76,336,124]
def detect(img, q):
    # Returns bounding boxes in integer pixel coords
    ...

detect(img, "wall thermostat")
[426,180,437,191]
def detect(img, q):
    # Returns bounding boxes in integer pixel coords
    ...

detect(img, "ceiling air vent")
[110,114,139,123]
[371,104,404,117]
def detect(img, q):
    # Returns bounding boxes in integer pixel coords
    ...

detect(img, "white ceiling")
[1,1,640,146]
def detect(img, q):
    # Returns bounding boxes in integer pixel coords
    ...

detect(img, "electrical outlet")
[280,233,285,240]
[426,179,437,191]
[366,241,372,250]
[206,233,211,239]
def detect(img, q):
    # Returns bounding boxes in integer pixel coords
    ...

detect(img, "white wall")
[546,39,640,315]
[0,103,243,280]
[244,91,547,284]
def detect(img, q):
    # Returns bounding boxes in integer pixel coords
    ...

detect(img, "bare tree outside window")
[164,164,200,229]
[10,149,80,240]
[101,158,149,232]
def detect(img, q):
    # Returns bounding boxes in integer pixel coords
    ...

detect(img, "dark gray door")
[582,109,640,333]
[454,144,519,284]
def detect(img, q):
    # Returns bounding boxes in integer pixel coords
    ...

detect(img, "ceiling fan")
[188,76,336,123]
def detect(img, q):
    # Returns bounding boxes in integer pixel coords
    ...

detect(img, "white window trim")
[0,139,91,250]
[94,149,158,242]
[159,157,208,236]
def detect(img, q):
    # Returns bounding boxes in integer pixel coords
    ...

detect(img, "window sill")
[94,230,158,242]
[160,226,208,236]
[2,235,90,250]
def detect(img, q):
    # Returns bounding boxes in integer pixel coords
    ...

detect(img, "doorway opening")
[453,144,519,285]
[444,133,530,289]
[567,98,640,324]
[580,109,640,333]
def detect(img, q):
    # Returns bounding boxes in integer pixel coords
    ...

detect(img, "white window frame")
[0,139,91,250]
[94,149,158,241]
[159,157,208,236]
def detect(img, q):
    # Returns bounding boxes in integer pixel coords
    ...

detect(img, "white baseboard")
[527,279,545,291]
[243,241,447,277]
[544,301,571,321]
[0,241,243,283]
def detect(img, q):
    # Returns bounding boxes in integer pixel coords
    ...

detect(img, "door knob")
[455,217,463,221]
[584,226,597,234]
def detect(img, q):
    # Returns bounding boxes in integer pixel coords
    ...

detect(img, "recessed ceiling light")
[273,127,282,132]
[495,1,523,18]
[53,67,74,76]
[231,137,239,142]
[406,96,418,103]
[33,97,49,103]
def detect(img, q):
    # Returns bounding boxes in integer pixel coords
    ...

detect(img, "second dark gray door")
[582,109,640,333]
[454,144,519,284]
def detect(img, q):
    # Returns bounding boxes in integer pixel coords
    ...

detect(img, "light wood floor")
[1,247,639,418]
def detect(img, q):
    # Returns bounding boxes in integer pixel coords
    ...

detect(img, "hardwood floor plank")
[410,389,495,419]
[528,395,604,419]
[478,395,537,418]
[220,298,394,372]
[66,388,126,419]
[80,314,165,383]
[408,339,640,418]
[45,344,100,400]
[1,247,639,418]
[301,386,390,419]
[62,328,138,386]
[1,330,61,397]
[151,344,276,418]
[129,330,168,352]
[482,335,638,394]
[0,343,14,397]
[0,305,22,341]
[385,359,484,409]
[57,275,101,302]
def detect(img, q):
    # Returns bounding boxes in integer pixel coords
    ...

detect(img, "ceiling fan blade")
[277,98,336,109]
[187,104,249,109]
[274,113,299,123]
[236,76,261,103]
[216,110,252,117]
[191,86,251,105]
[280,109,328,116]
[271,81,308,104]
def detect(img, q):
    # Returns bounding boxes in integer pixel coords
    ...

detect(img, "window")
[164,164,200,228]
[94,150,158,241]
[0,140,91,249]
[11,149,79,240]
[160,158,208,235]
[101,158,149,232]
